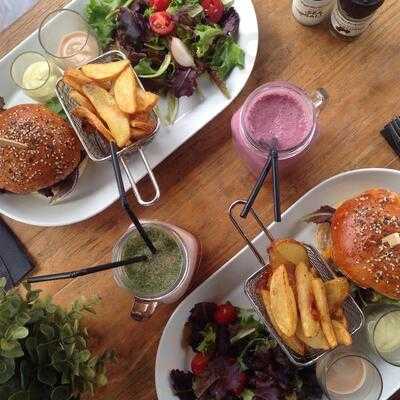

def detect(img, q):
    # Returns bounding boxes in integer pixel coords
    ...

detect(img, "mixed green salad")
[85,0,244,103]
[170,302,322,400]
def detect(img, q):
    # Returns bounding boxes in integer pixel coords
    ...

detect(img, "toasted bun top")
[331,188,400,299]
[0,104,81,193]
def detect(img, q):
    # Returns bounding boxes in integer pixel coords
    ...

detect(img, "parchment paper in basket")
[229,200,364,367]
[55,50,160,207]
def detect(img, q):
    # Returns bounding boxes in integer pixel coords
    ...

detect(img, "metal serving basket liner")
[229,200,365,367]
[55,50,160,206]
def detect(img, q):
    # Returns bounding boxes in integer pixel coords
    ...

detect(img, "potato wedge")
[295,262,320,338]
[130,128,151,141]
[82,83,130,147]
[70,90,96,113]
[311,278,337,348]
[81,60,130,81]
[136,89,159,113]
[63,75,84,94]
[269,239,310,269]
[130,119,155,133]
[332,320,352,346]
[296,323,329,350]
[270,265,298,337]
[65,68,93,85]
[325,278,350,313]
[114,66,138,114]
[261,289,305,355]
[72,106,114,142]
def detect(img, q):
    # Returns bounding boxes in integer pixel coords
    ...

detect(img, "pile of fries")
[259,239,352,356]
[63,59,159,148]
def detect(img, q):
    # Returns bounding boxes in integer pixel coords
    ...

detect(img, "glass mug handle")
[131,299,158,321]
[311,88,329,115]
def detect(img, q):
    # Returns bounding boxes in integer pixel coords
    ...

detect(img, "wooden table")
[1,1,400,399]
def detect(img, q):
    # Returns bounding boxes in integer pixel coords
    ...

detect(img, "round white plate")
[0,0,259,226]
[155,168,400,400]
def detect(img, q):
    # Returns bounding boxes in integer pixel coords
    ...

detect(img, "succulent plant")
[0,278,115,400]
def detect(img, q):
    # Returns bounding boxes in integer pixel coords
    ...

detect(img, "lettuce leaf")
[168,0,201,14]
[210,36,244,80]
[196,324,216,353]
[85,0,122,48]
[194,24,223,58]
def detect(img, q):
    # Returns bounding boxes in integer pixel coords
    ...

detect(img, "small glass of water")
[366,307,400,366]
[316,351,383,400]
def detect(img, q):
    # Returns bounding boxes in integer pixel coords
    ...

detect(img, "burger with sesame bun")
[305,188,400,304]
[0,101,85,201]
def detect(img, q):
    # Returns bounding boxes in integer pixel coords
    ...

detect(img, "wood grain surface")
[1,1,400,399]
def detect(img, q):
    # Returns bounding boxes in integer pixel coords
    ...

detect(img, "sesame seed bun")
[0,104,81,194]
[331,188,400,299]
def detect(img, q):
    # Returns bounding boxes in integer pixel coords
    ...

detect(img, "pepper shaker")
[292,0,335,26]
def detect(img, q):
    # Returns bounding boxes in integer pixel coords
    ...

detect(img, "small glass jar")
[292,0,335,26]
[113,220,200,321]
[231,81,328,176]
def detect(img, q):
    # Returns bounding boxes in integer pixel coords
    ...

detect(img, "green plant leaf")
[29,308,44,323]
[96,373,108,386]
[40,324,55,339]
[38,366,58,386]
[0,356,15,384]
[9,326,29,340]
[1,342,24,359]
[26,290,41,303]
[16,312,31,326]
[0,277,6,289]
[51,386,72,400]
[76,350,91,363]
[9,391,29,400]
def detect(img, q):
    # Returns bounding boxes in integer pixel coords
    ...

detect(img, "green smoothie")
[121,226,183,297]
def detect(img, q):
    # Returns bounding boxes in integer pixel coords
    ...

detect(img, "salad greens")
[170,302,323,400]
[85,0,244,107]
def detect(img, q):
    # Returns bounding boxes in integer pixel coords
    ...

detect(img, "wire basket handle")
[229,200,275,267]
[120,148,160,207]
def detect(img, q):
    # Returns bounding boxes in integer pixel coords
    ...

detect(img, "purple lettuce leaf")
[253,376,280,400]
[169,67,199,98]
[219,7,240,36]
[117,7,148,46]
[302,205,336,224]
[187,302,217,350]
[170,370,196,400]
[215,325,231,356]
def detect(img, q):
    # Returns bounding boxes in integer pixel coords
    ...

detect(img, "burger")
[0,102,84,201]
[306,188,400,304]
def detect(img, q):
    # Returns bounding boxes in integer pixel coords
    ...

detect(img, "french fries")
[82,84,130,148]
[311,278,337,348]
[64,59,159,148]
[81,59,130,81]
[270,265,298,337]
[260,239,353,356]
[295,262,320,338]
[114,66,137,114]
[261,289,305,355]
[325,277,350,313]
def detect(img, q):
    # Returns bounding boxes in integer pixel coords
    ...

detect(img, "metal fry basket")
[55,50,160,207]
[229,200,365,367]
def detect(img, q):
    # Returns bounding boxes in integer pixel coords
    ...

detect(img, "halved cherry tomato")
[231,372,247,396]
[149,0,170,11]
[214,303,237,325]
[201,0,224,23]
[149,11,175,36]
[191,353,208,375]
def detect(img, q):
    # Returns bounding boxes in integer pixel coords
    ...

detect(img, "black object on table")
[381,116,400,157]
[0,217,34,289]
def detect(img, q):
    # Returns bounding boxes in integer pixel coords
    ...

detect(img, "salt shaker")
[292,0,335,26]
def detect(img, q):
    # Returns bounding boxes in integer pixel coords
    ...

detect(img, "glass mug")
[231,81,328,176]
[112,220,200,321]
[365,304,400,366]
[316,351,383,400]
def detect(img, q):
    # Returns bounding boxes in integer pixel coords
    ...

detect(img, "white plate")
[0,0,258,226]
[156,168,400,400]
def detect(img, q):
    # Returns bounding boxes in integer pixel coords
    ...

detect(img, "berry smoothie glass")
[231,81,328,175]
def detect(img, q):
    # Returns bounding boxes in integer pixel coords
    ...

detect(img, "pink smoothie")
[231,82,317,175]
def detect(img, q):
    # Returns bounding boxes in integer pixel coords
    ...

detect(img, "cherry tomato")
[149,0,170,11]
[214,303,237,325]
[149,11,175,36]
[231,372,247,396]
[191,353,208,375]
[201,0,224,23]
